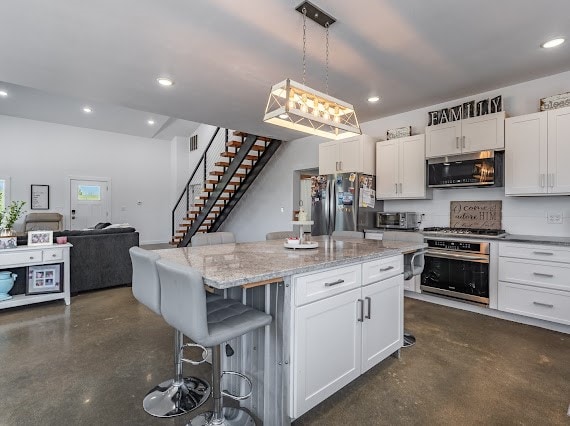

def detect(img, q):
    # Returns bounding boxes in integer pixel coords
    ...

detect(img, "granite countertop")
[154,236,426,289]
[501,234,570,246]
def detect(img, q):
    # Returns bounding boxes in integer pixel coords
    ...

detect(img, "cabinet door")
[361,275,403,373]
[375,140,398,199]
[547,106,570,194]
[425,121,461,158]
[399,135,426,198]
[293,288,362,418]
[318,141,339,175]
[461,111,505,154]
[338,138,361,172]
[505,112,547,195]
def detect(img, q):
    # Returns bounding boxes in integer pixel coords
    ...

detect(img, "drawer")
[500,243,570,264]
[498,281,570,325]
[0,250,42,267]
[294,265,361,306]
[499,258,570,292]
[362,255,403,286]
[43,248,64,262]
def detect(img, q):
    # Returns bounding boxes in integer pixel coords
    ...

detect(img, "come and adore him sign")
[450,201,502,230]
[428,95,503,126]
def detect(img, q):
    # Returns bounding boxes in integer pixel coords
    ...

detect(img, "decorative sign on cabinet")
[425,111,505,158]
[318,134,377,175]
[376,134,431,200]
[505,106,570,196]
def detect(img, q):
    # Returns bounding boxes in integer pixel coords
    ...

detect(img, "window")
[0,176,10,212]
[77,185,101,201]
[189,134,198,151]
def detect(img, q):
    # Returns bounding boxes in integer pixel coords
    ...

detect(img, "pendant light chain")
[302,7,307,86]
[325,22,330,94]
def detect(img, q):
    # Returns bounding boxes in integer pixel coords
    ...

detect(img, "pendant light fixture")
[263,1,361,140]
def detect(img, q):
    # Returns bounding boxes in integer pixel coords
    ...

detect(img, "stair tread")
[221,152,258,161]
[226,141,266,151]
[233,131,271,142]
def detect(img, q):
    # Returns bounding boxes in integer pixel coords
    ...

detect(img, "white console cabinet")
[498,243,570,325]
[292,256,403,418]
[0,244,72,310]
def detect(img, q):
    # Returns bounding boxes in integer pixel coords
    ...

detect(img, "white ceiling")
[0,0,569,141]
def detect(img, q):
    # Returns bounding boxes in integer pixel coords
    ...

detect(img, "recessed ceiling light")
[157,77,174,87]
[0,90,7,97]
[147,119,155,125]
[541,38,565,48]
[368,96,380,103]
[82,106,92,113]
[279,113,289,119]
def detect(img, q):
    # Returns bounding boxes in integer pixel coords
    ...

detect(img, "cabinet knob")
[52,254,57,257]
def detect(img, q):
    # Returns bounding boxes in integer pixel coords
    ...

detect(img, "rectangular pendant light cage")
[263,79,361,140]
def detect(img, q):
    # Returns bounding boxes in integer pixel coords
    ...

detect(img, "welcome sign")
[428,95,503,126]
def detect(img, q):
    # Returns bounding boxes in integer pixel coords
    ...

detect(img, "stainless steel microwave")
[376,212,419,229]
[428,151,504,188]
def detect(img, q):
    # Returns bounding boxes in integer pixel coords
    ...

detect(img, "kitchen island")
[154,236,425,425]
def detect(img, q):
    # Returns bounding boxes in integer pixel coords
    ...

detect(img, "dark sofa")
[17,227,139,293]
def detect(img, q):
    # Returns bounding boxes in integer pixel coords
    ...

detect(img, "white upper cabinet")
[376,134,429,199]
[426,111,505,158]
[318,135,376,175]
[505,106,570,196]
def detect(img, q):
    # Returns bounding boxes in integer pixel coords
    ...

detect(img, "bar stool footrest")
[220,371,253,401]
[181,343,209,365]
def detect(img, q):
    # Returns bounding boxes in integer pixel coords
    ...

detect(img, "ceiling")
[0,0,569,141]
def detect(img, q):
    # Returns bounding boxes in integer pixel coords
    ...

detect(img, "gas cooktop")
[422,227,507,238]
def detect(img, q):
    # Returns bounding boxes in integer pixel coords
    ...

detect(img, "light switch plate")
[547,212,563,224]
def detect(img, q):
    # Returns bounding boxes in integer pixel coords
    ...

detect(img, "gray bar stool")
[156,258,273,426]
[130,247,219,417]
[381,231,426,347]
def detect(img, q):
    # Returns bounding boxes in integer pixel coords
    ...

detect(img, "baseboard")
[404,290,570,334]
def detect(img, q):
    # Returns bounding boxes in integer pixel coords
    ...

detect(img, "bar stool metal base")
[189,407,255,426]
[143,377,210,418]
[403,332,416,347]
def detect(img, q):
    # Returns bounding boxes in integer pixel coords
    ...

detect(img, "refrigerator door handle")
[331,178,336,233]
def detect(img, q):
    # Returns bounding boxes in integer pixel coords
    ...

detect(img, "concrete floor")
[0,288,568,426]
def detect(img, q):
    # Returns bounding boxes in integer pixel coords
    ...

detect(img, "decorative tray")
[283,241,319,250]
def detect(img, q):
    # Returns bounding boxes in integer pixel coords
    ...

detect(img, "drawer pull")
[533,301,554,308]
[52,254,57,258]
[30,256,34,260]
[533,251,553,256]
[365,297,371,319]
[533,272,554,278]
[379,266,394,272]
[357,299,364,322]
[324,279,345,287]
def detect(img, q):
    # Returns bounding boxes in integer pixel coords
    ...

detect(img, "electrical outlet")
[547,212,563,224]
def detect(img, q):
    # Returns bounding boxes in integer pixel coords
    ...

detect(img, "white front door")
[70,179,110,229]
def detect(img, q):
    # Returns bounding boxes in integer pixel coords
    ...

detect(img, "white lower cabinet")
[292,257,404,418]
[361,275,403,373]
[498,242,570,325]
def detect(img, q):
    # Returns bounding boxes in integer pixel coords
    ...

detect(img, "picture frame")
[31,184,50,210]
[26,264,63,295]
[0,236,17,250]
[27,230,53,246]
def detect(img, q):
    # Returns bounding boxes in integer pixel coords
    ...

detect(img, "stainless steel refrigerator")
[311,173,383,236]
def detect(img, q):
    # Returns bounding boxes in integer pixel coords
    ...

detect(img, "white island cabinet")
[292,255,403,418]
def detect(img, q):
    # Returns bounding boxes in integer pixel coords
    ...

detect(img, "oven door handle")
[426,250,489,263]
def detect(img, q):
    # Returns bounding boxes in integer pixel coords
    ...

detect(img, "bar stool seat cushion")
[204,298,272,347]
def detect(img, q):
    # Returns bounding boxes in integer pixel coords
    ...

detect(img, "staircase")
[171,129,282,246]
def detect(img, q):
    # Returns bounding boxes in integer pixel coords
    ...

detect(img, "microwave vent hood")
[427,150,503,188]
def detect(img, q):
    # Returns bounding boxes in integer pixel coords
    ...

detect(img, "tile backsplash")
[383,187,570,236]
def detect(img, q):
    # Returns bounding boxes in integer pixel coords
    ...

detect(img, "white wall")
[224,70,570,241]
[1,115,171,244]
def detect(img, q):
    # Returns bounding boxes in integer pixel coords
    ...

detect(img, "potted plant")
[0,200,26,237]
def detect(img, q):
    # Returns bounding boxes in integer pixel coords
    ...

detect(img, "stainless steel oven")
[421,238,490,305]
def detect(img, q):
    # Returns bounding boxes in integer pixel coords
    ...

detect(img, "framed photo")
[31,184,50,210]
[28,230,53,246]
[27,264,63,295]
